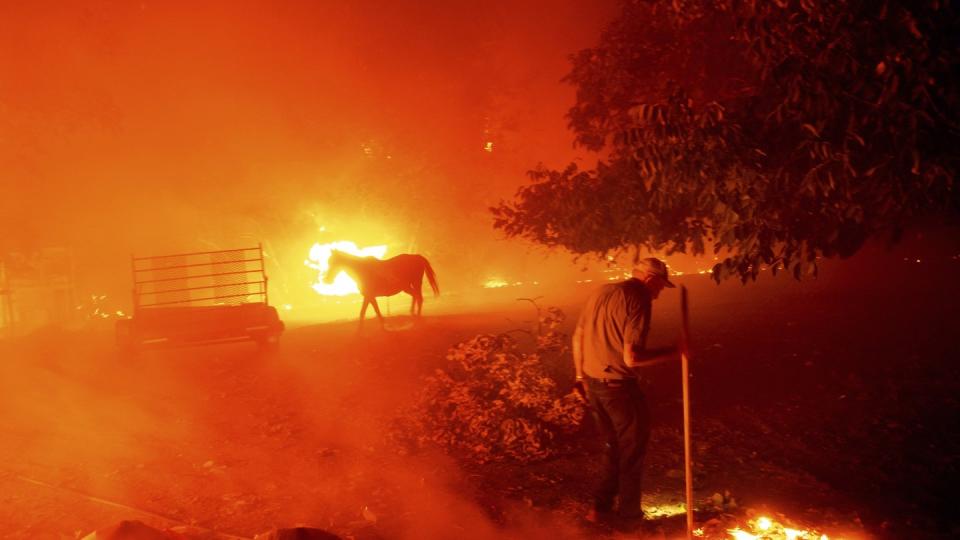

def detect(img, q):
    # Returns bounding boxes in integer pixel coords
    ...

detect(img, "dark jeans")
[585,376,650,518]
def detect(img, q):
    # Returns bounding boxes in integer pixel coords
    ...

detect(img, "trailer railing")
[132,245,268,313]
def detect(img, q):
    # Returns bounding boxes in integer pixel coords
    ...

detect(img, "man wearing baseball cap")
[572,257,678,528]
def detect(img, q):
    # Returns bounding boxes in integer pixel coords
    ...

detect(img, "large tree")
[492,0,959,281]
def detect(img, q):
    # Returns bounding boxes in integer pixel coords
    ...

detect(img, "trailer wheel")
[256,333,280,354]
[115,320,139,355]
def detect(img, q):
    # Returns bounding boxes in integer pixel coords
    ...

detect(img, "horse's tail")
[423,257,439,297]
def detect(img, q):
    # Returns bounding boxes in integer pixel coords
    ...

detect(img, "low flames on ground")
[703,514,833,540]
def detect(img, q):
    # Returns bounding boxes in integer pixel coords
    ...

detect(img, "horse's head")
[323,250,346,284]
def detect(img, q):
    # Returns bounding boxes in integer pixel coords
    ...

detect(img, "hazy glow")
[306,241,387,296]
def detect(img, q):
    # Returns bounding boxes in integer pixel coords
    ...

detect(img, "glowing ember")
[728,529,758,540]
[76,294,126,320]
[306,241,387,296]
[724,515,832,540]
[483,278,509,288]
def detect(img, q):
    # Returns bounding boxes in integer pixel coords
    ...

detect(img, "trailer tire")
[256,333,280,355]
[115,320,138,355]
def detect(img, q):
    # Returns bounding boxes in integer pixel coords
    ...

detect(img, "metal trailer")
[115,245,284,351]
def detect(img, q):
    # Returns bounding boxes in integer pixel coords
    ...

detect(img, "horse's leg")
[359,298,369,329]
[413,289,423,316]
[406,288,417,315]
[369,297,385,328]
[420,266,429,314]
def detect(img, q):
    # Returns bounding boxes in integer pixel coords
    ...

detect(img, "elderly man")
[573,257,678,525]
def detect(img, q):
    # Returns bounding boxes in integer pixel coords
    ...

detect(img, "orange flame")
[305,241,387,296]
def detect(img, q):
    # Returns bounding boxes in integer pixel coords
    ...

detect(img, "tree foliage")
[492,0,959,281]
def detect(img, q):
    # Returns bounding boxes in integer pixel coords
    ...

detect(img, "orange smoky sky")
[1,0,617,300]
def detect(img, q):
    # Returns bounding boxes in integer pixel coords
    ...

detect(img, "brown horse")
[324,250,439,327]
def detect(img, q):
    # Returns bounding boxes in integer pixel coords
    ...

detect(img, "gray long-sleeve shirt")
[576,278,652,380]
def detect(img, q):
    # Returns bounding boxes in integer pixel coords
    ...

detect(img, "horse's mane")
[330,250,366,261]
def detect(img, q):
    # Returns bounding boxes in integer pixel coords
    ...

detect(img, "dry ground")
[0,248,957,539]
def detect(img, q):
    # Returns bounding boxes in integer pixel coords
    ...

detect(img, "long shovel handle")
[681,285,694,539]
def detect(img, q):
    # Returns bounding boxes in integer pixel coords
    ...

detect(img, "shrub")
[392,310,584,464]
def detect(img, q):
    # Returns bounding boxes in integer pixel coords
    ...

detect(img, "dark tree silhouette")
[492,0,959,281]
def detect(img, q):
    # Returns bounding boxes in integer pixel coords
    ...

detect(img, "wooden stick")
[681,285,694,539]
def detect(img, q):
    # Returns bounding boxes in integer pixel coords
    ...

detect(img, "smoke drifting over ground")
[0,313,594,539]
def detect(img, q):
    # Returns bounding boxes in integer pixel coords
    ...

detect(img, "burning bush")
[392,308,584,464]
